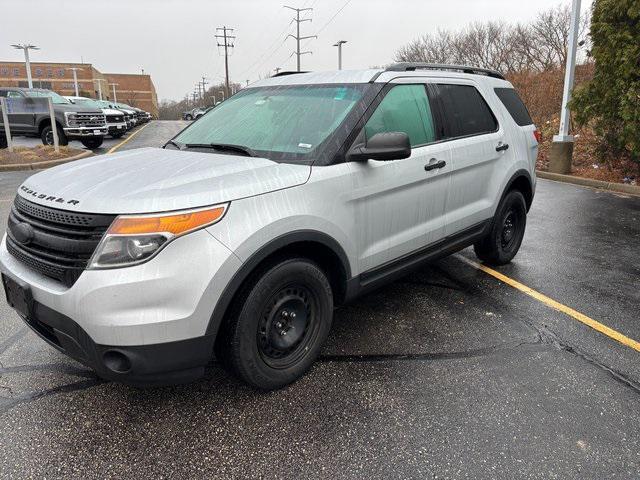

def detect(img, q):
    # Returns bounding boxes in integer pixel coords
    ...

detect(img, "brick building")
[0,61,158,116]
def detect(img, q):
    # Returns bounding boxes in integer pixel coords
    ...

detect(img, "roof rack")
[384,63,505,80]
[272,71,310,77]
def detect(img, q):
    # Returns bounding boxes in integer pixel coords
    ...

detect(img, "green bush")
[571,0,640,162]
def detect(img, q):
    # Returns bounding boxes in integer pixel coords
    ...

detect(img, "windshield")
[25,90,70,104]
[70,97,103,109]
[173,84,366,162]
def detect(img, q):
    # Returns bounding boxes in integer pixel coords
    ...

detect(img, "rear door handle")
[496,143,509,152]
[424,159,447,171]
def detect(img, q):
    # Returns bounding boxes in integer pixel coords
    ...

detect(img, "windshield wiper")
[183,143,257,157]
[163,140,183,150]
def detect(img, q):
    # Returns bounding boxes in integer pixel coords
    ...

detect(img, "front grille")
[6,196,115,287]
[67,113,107,128]
[106,114,124,124]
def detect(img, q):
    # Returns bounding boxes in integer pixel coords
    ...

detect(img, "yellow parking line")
[457,255,640,353]
[107,123,151,154]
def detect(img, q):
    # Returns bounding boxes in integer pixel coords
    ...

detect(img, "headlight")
[88,204,228,269]
[64,112,76,126]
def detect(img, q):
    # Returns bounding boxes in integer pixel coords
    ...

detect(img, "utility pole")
[67,67,83,96]
[246,79,249,87]
[201,77,208,98]
[11,44,39,88]
[548,0,581,174]
[274,67,281,75]
[284,6,316,71]
[109,83,119,103]
[333,40,347,70]
[215,26,235,99]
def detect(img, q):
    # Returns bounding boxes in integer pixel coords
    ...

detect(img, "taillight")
[533,129,542,143]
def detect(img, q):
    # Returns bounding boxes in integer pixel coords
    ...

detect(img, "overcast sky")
[3,0,569,101]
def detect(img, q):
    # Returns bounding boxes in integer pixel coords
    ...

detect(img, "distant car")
[0,87,107,149]
[66,96,127,139]
[183,108,205,121]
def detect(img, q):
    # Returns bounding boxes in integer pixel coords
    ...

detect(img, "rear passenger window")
[365,84,436,147]
[494,88,533,126]
[436,84,498,138]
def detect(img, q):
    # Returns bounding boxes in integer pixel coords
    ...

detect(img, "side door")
[430,82,510,235]
[348,81,451,273]
[4,90,35,134]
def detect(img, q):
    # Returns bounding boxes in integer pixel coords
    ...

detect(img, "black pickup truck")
[0,87,107,149]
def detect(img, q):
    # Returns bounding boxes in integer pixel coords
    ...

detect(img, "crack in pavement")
[319,337,543,363]
[0,327,27,356]
[0,378,103,415]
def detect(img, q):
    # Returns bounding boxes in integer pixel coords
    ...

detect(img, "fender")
[499,169,534,212]
[206,229,352,336]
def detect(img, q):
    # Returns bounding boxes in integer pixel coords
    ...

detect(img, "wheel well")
[242,241,348,306]
[38,118,64,135]
[508,175,533,212]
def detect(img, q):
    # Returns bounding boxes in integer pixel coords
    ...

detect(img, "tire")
[111,132,125,139]
[80,137,104,149]
[41,125,68,146]
[217,258,334,390]
[474,190,527,265]
[185,114,193,121]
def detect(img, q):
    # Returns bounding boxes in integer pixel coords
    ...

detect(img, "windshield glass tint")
[72,98,102,109]
[25,90,70,104]
[174,84,365,161]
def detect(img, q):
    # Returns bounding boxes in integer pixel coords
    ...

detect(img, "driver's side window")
[365,84,436,147]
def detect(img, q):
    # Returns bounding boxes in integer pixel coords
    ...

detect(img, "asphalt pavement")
[0,121,639,479]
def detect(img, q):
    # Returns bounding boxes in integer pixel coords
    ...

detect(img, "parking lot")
[0,120,639,478]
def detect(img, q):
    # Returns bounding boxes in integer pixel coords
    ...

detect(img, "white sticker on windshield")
[298,143,313,149]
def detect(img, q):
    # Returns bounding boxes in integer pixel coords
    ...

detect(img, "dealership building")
[0,61,158,117]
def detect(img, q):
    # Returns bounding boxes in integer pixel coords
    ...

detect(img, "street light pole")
[11,44,39,89]
[333,40,347,70]
[95,78,107,100]
[109,83,119,103]
[549,0,582,174]
[67,67,83,96]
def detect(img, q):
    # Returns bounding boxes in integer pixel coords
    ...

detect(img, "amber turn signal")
[108,205,227,236]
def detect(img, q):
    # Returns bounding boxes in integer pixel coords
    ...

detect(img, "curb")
[536,170,640,196]
[0,150,93,172]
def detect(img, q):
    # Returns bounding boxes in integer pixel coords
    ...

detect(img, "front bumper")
[107,122,127,134]
[63,126,107,137]
[0,229,242,385]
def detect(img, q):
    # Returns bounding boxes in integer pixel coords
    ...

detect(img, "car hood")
[18,147,311,214]
[101,108,124,115]
[54,103,104,115]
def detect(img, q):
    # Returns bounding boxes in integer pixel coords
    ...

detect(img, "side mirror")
[346,132,411,162]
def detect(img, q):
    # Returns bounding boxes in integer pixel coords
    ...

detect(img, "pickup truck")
[0,87,107,149]
[66,96,128,139]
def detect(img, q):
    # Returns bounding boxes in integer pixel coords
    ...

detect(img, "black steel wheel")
[40,125,68,146]
[217,258,333,390]
[474,190,527,265]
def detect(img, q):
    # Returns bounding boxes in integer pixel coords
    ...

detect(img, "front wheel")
[41,125,68,146]
[217,258,334,390]
[474,190,527,265]
[111,132,125,139]
[80,137,104,149]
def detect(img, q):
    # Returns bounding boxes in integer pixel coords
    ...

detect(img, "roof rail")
[384,63,506,80]
[272,71,310,77]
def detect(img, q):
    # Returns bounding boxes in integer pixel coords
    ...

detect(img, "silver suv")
[0,64,539,389]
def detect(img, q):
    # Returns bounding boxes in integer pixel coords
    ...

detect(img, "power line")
[302,0,353,49]
[215,26,235,98]
[284,5,317,72]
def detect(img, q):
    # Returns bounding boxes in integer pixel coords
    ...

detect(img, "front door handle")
[496,143,509,152]
[424,159,447,171]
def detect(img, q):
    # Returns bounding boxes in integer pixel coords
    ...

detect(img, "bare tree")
[394,3,591,74]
